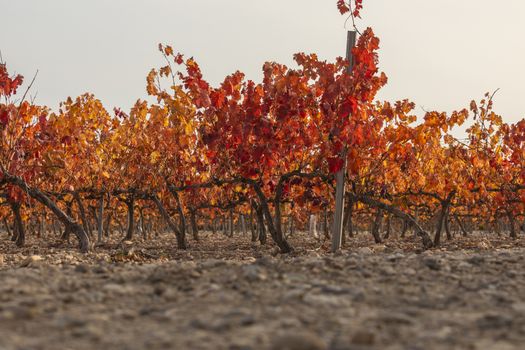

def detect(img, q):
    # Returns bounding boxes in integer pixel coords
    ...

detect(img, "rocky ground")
[0,232,524,350]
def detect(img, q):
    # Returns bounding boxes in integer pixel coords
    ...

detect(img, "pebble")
[270,333,326,350]
[387,252,406,261]
[376,311,414,325]
[319,284,352,295]
[380,265,396,276]
[422,256,442,271]
[351,329,376,345]
[93,265,109,274]
[476,313,513,330]
[467,255,485,266]
[0,305,38,320]
[74,264,90,273]
[404,268,417,276]
[330,329,376,350]
[241,265,268,282]
[356,247,373,255]
[189,309,255,332]
[304,293,349,307]
[511,302,525,313]
[119,241,135,256]
[372,244,388,253]
[200,259,227,269]
[19,255,43,268]
[102,283,136,295]
[53,315,88,328]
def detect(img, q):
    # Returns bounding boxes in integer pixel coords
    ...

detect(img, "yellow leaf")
[184,121,193,136]
[150,151,161,164]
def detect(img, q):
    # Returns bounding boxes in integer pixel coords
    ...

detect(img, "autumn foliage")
[337,0,364,17]
[0,3,523,253]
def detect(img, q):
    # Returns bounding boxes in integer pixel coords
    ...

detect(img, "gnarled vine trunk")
[352,193,433,250]
[251,183,291,253]
[5,174,90,252]
[190,209,199,241]
[123,196,135,241]
[434,192,455,246]
[9,201,24,247]
[507,210,517,239]
[73,192,92,238]
[228,207,234,238]
[454,215,468,236]
[370,209,383,244]
[444,211,452,240]
[249,206,257,242]
[255,204,267,245]
[151,195,186,249]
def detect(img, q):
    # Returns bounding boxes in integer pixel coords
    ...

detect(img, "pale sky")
[2,0,524,128]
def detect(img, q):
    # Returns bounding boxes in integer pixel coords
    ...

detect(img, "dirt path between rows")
[0,234,524,349]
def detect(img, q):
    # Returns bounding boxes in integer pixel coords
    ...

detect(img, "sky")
[1,0,524,129]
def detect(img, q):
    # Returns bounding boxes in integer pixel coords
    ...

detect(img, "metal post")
[331,30,357,253]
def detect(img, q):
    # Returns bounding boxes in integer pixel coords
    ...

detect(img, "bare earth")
[0,232,524,350]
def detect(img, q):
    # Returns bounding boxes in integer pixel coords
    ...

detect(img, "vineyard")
[0,1,524,349]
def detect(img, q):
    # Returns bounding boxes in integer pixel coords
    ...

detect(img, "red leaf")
[0,64,24,96]
[61,135,72,145]
[238,150,250,163]
[333,140,344,153]
[339,96,358,118]
[337,0,363,17]
[353,0,364,17]
[353,124,364,145]
[242,167,258,179]
[337,0,350,14]
[38,114,47,128]
[210,90,226,108]
[0,109,9,126]
[328,157,344,173]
